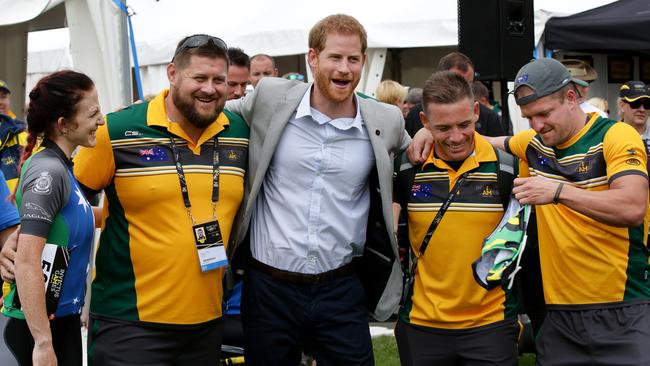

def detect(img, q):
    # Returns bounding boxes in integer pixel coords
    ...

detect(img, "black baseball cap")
[619,81,650,102]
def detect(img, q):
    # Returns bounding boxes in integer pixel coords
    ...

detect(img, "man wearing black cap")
[618,81,650,138]
[0,80,26,192]
[487,58,650,365]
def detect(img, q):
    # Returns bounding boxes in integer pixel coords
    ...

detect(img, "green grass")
[372,335,536,365]
[373,336,400,366]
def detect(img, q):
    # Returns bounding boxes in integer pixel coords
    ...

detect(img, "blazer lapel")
[360,99,388,179]
[248,82,310,213]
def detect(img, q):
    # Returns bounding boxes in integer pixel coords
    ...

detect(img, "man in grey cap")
[487,57,650,365]
[560,59,607,117]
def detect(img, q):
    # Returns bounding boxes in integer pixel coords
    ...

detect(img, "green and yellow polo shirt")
[506,113,650,307]
[399,134,518,329]
[74,90,248,325]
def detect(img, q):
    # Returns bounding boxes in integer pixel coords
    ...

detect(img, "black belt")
[249,258,355,285]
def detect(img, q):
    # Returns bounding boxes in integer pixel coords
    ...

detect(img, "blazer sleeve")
[396,110,412,153]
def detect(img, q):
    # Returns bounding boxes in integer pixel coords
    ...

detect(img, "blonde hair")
[376,80,407,106]
[587,97,609,114]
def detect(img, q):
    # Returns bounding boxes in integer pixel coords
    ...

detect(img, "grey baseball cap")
[513,58,578,105]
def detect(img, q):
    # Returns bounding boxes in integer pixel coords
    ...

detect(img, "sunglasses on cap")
[173,35,228,60]
[625,99,650,110]
[287,73,305,81]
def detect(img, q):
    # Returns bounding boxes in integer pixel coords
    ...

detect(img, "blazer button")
[375,129,380,136]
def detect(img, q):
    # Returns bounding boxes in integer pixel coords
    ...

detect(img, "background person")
[560,59,607,118]
[227,47,250,100]
[617,80,650,139]
[0,80,27,192]
[3,70,102,366]
[376,79,407,108]
[404,52,504,137]
[401,87,422,120]
[249,54,278,87]
[586,97,609,116]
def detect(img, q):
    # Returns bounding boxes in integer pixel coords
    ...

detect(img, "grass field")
[372,336,536,366]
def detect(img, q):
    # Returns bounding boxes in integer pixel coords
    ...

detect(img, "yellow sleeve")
[73,121,115,191]
[603,122,648,183]
[17,131,27,146]
[506,129,536,162]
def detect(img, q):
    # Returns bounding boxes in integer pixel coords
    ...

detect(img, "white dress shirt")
[250,88,375,274]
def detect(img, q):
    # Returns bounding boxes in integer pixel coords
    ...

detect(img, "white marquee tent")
[1,0,617,116]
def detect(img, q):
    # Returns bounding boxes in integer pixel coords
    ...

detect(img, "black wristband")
[553,182,564,205]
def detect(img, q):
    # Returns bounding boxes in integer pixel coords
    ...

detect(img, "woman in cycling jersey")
[3,70,103,366]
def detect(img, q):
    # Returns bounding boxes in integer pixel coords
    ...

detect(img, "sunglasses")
[626,99,650,110]
[287,73,305,81]
[173,35,228,60]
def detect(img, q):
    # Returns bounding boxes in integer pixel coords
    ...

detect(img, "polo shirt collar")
[422,132,497,173]
[146,89,229,148]
[295,84,364,132]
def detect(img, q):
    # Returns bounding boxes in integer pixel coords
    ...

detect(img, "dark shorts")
[537,302,650,366]
[88,315,223,366]
[395,318,520,366]
[4,314,82,366]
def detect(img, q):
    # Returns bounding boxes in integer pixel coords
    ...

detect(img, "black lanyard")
[417,171,469,257]
[169,136,219,222]
[401,170,469,307]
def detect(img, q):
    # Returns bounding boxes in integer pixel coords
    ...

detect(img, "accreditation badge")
[193,220,228,272]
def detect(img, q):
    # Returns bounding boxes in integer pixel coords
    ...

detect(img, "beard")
[313,67,357,104]
[172,85,225,129]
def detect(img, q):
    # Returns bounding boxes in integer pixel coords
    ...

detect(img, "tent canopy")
[545,0,650,52]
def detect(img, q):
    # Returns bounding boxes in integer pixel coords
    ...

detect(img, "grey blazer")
[226,77,411,321]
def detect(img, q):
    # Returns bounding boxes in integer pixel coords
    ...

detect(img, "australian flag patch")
[139,147,169,162]
[411,183,433,199]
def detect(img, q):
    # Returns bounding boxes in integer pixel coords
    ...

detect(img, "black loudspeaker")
[458,0,534,81]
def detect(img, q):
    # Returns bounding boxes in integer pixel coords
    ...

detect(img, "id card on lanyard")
[170,136,228,272]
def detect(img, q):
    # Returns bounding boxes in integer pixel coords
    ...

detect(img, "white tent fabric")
[0,0,131,115]
[16,0,618,102]
[65,0,131,110]
[0,0,63,26]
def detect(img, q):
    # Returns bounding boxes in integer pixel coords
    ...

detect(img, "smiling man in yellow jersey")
[489,58,650,366]
[73,35,249,365]
[394,71,519,366]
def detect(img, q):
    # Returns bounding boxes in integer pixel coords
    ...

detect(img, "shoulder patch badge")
[33,172,53,195]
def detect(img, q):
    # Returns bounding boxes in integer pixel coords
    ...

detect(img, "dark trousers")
[242,266,374,366]
[88,315,223,366]
[395,318,519,366]
[4,315,82,366]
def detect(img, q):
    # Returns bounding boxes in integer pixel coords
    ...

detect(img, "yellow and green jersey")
[0,113,27,192]
[506,113,650,306]
[398,134,518,329]
[74,90,248,325]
